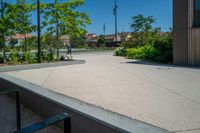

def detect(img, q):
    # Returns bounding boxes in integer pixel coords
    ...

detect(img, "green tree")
[131,14,155,33]
[0,1,16,62]
[42,0,91,59]
[9,38,18,48]
[97,35,105,47]
[14,0,36,52]
[70,36,86,48]
[130,14,156,46]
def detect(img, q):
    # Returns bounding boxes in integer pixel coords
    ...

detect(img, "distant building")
[14,34,32,46]
[85,32,132,47]
[105,34,121,42]
[85,33,98,47]
[85,33,97,40]
[118,32,132,42]
[105,32,132,42]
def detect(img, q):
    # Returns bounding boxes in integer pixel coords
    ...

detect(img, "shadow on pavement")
[124,60,200,69]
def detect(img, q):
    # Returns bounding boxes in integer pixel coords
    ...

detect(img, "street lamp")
[113,0,118,46]
[37,0,41,63]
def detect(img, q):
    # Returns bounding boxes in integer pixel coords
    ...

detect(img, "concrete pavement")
[4,52,200,133]
[0,95,62,133]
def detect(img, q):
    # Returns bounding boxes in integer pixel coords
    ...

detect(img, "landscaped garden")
[0,0,91,65]
[115,14,173,63]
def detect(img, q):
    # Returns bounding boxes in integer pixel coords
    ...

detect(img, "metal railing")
[0,88,71,133]
[0,88,21,131]
[14,113,70,133]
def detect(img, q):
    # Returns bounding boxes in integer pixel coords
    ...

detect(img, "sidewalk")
[4,52,200,133]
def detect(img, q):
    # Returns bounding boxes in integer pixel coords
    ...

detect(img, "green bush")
[114,47,127,56]
[4,48,56,65]
[127,44,159,60]
[124,31,173,63]
[18,52,25,63]
[25,52,37,64]
[8,49,20,64]
[127,41,172,63]
[60,55,65,61]
[47,52,54,62]
[152,35,173,62]
[41,51,47,62]
[121,40,137,48]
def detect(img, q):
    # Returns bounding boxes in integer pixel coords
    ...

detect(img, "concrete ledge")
[0,74,171,133]
[0,60,85,72]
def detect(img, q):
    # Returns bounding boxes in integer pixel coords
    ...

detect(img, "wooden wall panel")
[188,0,200,66]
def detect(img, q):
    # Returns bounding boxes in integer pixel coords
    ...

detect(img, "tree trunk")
[56,20,59,60]
[3,33,6,63]
[24,35,27,52]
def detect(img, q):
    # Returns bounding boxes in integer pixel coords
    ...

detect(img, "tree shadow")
[124,60,200,70]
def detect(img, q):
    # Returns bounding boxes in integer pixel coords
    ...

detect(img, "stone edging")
[0,73,171,133]
[0,60,85,72]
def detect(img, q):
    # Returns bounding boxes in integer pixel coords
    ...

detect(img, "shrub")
[127,44,159,60]
[125,31,173,63]
[127,42,172,63]
[41,51,47,62]
[8,49,20,64]
[152,34,173,62]
[121,40,137,48]
[47,52,54,62]
[60,55,65,61]
[25,52,37,64]
[114,47,127,56]
[18,52,25,63]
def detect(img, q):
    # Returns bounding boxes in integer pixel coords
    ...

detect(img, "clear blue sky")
[81,0,172,35]
[6,0,172,35]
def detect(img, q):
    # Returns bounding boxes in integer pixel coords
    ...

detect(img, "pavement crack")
[150,82,200,105]
[41,68,56,87]
[111,64,200,105]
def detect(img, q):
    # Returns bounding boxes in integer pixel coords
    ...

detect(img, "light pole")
[37,0,41,63]
[113,0,118,46]
[103,23,106,48]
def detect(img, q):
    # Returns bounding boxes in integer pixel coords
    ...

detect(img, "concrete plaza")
[4,52,200,133]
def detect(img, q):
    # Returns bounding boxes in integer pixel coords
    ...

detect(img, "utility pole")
[37,0,41,63]
[1,0,6,63]
[103,23,106,48]
[103,23,106,39]
[113,0,118,46]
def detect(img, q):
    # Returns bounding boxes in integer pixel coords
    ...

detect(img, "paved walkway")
[4,52,200,133]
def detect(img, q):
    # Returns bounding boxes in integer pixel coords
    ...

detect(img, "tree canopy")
[131,14,155,33]
[42,0,91,38]
[0,0,91,62]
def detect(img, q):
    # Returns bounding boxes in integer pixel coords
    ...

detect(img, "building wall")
[188,0,200,66]
[173,0,189,65]
[173,0,200,66]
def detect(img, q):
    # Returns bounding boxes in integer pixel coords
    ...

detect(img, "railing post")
[16,91,21,131]
[64,117,71,133]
